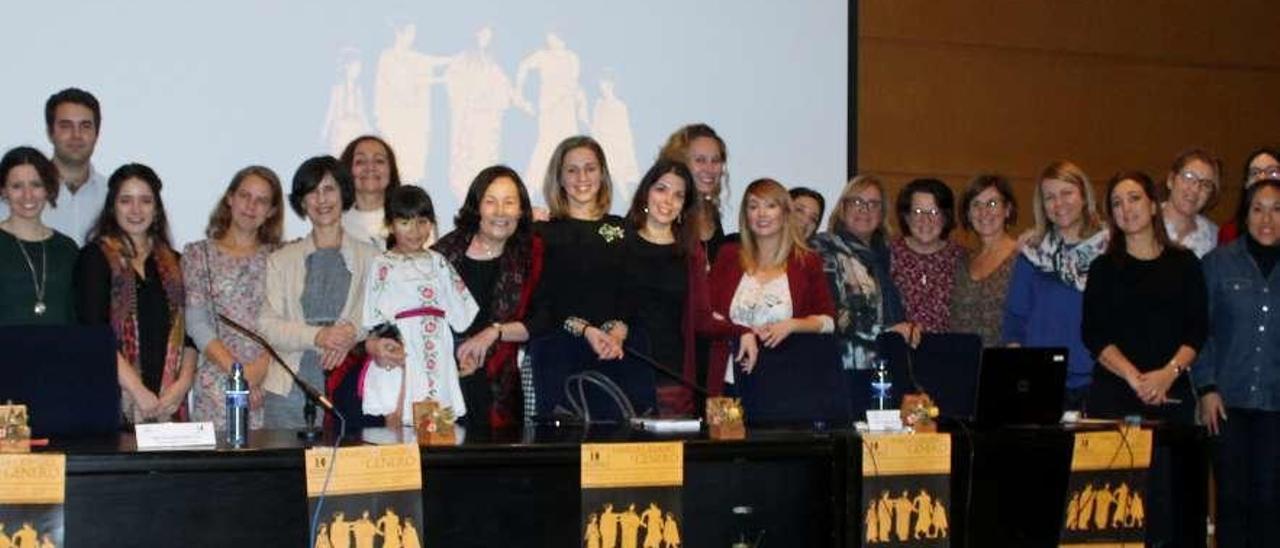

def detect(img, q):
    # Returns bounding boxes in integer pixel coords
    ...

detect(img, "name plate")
[135,422,217,450]
[866,409,905,431]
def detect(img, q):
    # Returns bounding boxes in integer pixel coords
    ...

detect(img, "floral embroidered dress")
[889,238,965,332]
[182,240,270,428]
[361,250,478,423]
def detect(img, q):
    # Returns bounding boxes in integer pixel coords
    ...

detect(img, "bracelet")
[1167,360,1186,375]
[491,322,503,341]
[563,316,589,337]
[600,320,620,334]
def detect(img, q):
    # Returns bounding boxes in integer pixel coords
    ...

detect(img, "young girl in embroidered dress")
[361,186,478,426]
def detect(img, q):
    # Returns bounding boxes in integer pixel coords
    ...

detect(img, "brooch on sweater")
[598,223,624,243]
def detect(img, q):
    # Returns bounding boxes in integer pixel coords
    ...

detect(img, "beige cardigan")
[257,231,378,396]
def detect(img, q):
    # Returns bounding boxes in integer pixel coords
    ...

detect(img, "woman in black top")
[527,136,653,418]
[658,124,731,264]
[433,165,542,428]
[0,146,78,326]
[76,164,196,424]
[622,159,720,416]
[1083,170,1207,422]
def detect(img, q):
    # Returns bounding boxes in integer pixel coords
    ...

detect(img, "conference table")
[45,422,1206,547]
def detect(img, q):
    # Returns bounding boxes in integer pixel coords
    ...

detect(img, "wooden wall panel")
[858,0,1280,235]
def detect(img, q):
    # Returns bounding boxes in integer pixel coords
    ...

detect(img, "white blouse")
[725,273,792,383]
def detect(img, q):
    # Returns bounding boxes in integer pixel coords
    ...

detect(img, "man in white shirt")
[0,88,108,245]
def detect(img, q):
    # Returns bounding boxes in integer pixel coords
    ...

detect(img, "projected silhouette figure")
[514,32,589,184]
[618,504,643,548]
[662,512,681,547]
[376,23,450,184]
[330,511,352,548]
[599,503,619,548]
[932,499,948,537]
[590,75,639,198]
[1111,482,1131,528]
[640,502,663,548]
[1126,492,1145,527]
[912,489,934,539]
[377,507,403,548]
[585,513,602,548]
[444,26,516,199]
[402,521,421,548]
[322,51,371,156]
[352,511,378,548]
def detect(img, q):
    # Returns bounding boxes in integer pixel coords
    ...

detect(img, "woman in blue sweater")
[1001,160,1107,410]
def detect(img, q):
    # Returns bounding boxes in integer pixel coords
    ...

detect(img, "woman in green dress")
[0,146,78,325]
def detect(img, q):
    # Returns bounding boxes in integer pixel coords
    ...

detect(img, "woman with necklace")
[360,185,478,427]
[0,147,77,326]
[1160,148,1220,258]
[949,174,1020,346]
[258,156,378,429]
[526,136,649,419]
[340,135,403,250]
[889,179,965,333]
[433,165,542,429]
[1002,160,1108,410]
[75,163,195,424]
[182,166,285,429]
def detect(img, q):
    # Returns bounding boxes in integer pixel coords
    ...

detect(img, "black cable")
[308,410,346,548]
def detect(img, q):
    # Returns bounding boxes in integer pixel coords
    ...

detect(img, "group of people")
[2,88,1277,543]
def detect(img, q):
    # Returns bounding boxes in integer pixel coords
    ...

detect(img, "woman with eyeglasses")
[949,175,1019,346]
[1002,161,1108,410]
[811,175,913,371]
[1161,149,1221,258]
[889,179,964,333]
[1218,147,1280,245]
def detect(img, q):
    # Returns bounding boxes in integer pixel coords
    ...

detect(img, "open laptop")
[973,347,1068,427]
[0,325,121,437]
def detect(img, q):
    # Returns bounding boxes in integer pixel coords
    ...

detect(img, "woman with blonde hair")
[526,136,654,418]
[183,166,285,428]
[659,123,731,264]
[1002,160,1108,409]
[811,175,912,371]
[706,178,835,395]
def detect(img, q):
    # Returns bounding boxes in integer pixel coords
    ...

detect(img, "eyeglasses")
[845,197,883,212]
[968,198,1004,212]
[908,207,942,219]
[1175,170,1216,191]
[1248,166,1280,181]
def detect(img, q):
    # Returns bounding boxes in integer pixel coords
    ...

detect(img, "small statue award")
[706,397,745,440]
[413,400,457,445]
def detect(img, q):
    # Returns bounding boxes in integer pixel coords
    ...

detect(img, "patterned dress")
[361,250,478,423]
[182,240,269,428]
[889,239,965,332]
[948,249,1017,346]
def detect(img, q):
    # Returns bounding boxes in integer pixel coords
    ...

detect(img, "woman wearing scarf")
[76,163,195,424]
[1002,160,1108,410]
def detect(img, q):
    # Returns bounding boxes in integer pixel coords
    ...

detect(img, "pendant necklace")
[14,236,48,315]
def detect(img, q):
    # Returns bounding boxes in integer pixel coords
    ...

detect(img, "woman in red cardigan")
[707,178,836,395]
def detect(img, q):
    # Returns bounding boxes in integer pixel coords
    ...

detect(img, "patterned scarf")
[1021,228,1110,291]
[432,230,544,426]
[99,236,186,423]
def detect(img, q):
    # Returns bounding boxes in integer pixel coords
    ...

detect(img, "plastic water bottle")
[871,358,893,410]
[225,362,249,447]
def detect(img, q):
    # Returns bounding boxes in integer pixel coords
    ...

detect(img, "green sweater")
[0,229,78,326]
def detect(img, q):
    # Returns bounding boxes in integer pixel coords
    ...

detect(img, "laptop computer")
[0,325,121,437]
[973,347,1068,427]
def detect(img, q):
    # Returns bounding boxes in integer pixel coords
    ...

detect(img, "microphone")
[622,345,709,397]
[216,312,336,413]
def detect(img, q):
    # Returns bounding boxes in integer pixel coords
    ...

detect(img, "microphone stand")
[622,345,709,398]
[217,313,335,441]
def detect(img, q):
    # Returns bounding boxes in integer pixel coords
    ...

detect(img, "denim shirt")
[1193,240,1280,411]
